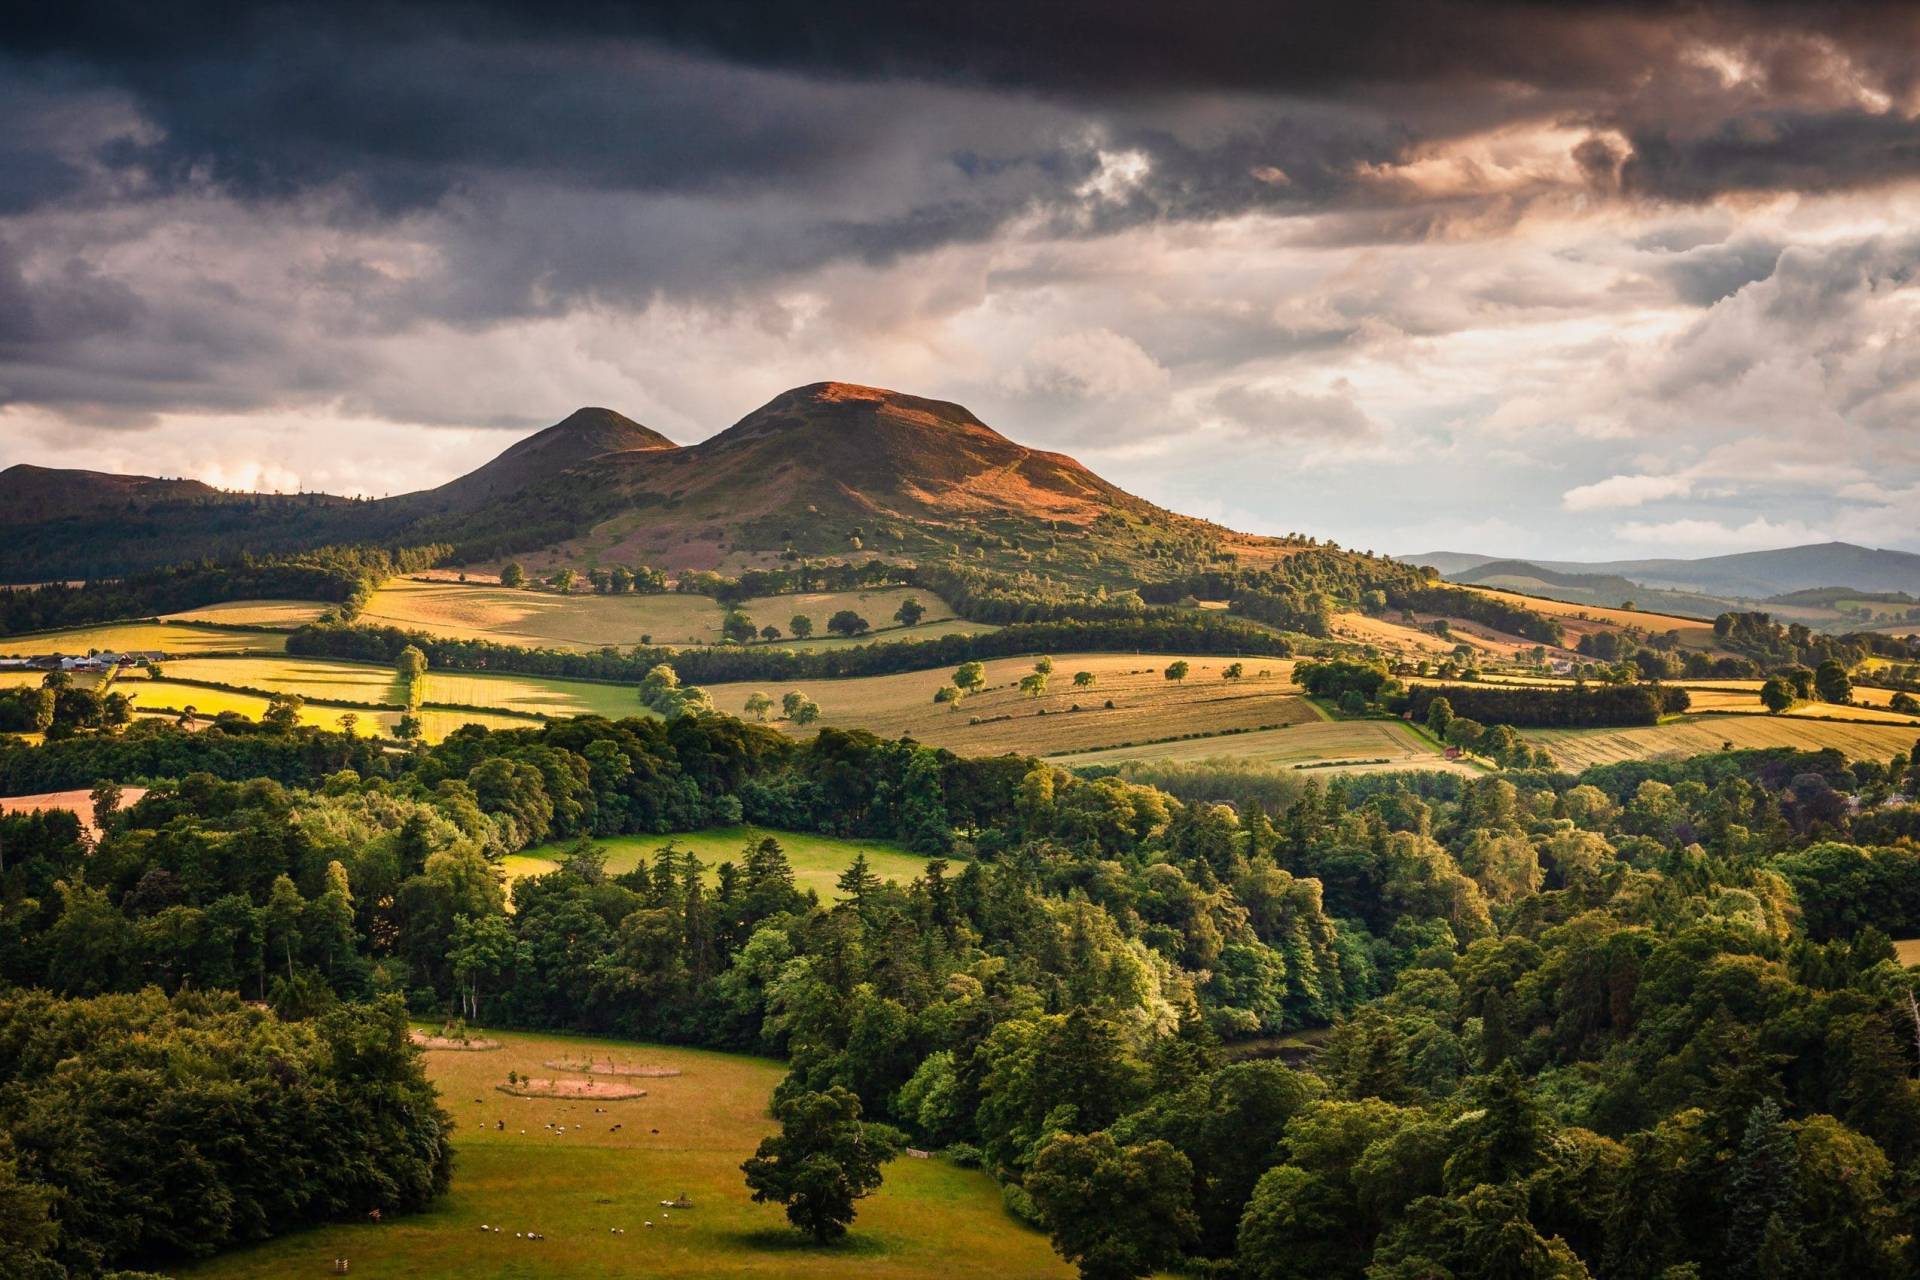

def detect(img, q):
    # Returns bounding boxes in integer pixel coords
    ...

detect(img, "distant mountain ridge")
[1403,542,1920,601]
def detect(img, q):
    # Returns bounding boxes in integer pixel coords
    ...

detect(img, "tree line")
[5,695,1920,1275]
[284,613,1292,683]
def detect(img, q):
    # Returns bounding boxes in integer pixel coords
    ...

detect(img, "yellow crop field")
[1057,718,1477,774]
[1530,716,1920,770]
[706,653,1313,757]
[161,599,334,628]
[0,621,283,657]
[162,656,410,705]
[127,679,536,741]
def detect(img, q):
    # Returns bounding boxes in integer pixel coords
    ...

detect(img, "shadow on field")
[723,1228,891,1256]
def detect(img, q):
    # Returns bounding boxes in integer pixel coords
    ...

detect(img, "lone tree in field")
[396,645,428,707]
[1073,671,1095,690]
[893,597,926,627]
[1760,677,1795,714]
[935,684,961,707]
[954,660,986,696]
[499,561,526,588]
[742,1085,900,1243]
[789,614,814,638]
[783,692,821,724]
[1027,1130,1196,1280]
[1222,662,1244,680]
[760,624,782,642]
[827,610,870,638]
[1164,660,1190,683]
[744,692,774,721]
[394,713,423,741]
[721,610,757,643]
[1034,656,1054,675]
[1020,671,1049,698]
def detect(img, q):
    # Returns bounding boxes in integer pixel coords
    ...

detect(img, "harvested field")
[359,577,982,652]
[1056,718,1477,775]
[0,621,284,657]
[161,599,333,629]
[1530,716,1920,770]
[705,652,1313,756]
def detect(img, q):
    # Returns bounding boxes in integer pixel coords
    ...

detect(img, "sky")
[3,1,1919,561]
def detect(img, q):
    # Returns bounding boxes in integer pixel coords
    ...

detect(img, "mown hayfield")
[1530,716,1920,770]
[0,621,283,657]
[706,653,1310,757]
[359,578,984,652]
[506,826,941,900]
[161,599,333,628]
[1674,683,1920,724]
[1897,938,1920,967]
[1056,717,1475,774]
[179,1026,1068,1280]
[363,577,723,648]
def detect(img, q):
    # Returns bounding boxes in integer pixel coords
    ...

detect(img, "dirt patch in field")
[544,1059,684,1078]
[496,1077,649,1100]
[411,1031,504,1051]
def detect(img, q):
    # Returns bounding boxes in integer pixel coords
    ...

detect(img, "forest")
[3,705,1919,1277]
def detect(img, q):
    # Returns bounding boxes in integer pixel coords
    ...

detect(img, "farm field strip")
[359,577,984,652]
[140,658,659,728]
[1529,716,1920,770]
[1053,717,1477,774]
[0,621,286,657]
[178,1026,1067,1280]
[508,826,939,901]
[125,679,537,741]
[160,599,335,629]
[704,652,1310,757]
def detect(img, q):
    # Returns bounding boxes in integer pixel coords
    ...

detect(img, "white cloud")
[1561,473,1695,511]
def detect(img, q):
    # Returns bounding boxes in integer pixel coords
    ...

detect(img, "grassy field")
[161,599,334,629]
[179,1026,1068,1280]
[0,621,284,657]
[506,826,940,900]
[1529,716,1920,770]
[1897,938,1920,967]
[360,578,985,652]
[705,653,1313,757]
[419,670,647,720]
[1057,718,1477,775]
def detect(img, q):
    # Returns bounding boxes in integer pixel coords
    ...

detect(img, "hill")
[1437,558,1733,620]
[4,386,1291,584]
[1405,542,1920,600]
[0,464,227,525]
[396,406,678,515]
[418,381,1288,580]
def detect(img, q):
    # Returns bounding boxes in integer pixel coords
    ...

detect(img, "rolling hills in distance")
[0,382,1279,584]
[1402,544,1920,629]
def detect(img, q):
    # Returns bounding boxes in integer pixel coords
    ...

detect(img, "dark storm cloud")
[3,0,1920,429]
